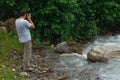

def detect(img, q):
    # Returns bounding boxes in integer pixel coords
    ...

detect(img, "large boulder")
[87,46,120,62]
[55,42,69,53]
[4,18,17,34]
[55,42,78,53]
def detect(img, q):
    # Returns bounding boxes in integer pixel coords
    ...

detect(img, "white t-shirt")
[15,19,31,43]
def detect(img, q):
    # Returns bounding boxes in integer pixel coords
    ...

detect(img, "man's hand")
[27,13,35,29]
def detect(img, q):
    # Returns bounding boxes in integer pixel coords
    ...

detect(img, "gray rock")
[55,42,80,53]
[87,46,120,62]
[19,72,28,77]
[55,42,69,53]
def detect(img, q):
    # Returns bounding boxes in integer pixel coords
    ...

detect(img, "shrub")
[0,0,120,44]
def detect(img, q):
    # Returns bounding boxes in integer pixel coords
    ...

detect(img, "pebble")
[19,72,28,77]
[12,68,16,72]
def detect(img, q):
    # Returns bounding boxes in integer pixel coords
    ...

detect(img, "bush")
[30,0,79,44]
[0,0,120,44]
[93,0,120,33]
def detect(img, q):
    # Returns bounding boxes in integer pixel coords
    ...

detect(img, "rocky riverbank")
[9,41,89,80]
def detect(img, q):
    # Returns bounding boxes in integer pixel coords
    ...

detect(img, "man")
[15,9,35,70]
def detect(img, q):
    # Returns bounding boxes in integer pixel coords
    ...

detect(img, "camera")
[28,13,31,16]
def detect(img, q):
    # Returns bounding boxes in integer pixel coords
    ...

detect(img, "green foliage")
[0,31,24,80]
[0,0,30,20]
[78,21,97,39]
[0,64,25,80]
[94,0,120,33]
[0,0,120,44]
[0,31,21,60]
[30,0,78,44]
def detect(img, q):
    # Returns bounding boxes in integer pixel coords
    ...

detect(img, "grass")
[0,31,22,60]
[0,63,25,80]
[0,30,25,80]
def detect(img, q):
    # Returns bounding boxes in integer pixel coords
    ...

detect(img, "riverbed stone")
[55,42,79,53]
[19,72,28,77]
[55,42,69,53]
[87,46,120,62]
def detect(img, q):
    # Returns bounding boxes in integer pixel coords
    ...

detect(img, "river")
[57,34,120,80]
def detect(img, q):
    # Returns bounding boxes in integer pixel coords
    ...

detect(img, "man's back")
[15,19,31,43]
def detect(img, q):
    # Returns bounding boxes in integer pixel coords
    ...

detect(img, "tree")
[0,0,120,44]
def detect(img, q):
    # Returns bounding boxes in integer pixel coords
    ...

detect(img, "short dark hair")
[19,9,27,17]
